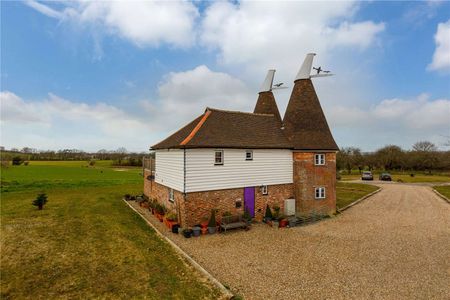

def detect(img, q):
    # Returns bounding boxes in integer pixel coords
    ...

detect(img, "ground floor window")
[315,187,326,199]
[169,188,174,202]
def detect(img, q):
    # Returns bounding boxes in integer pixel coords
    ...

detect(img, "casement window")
[314,153,325,165]
[169,188,174,202]
[261,185,268,195]
[245,150,253,161]
[315,187,326,199]
[214,150,224,165]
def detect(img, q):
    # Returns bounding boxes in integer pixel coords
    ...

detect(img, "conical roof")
[253,91,282,124]
[282,79,338,151]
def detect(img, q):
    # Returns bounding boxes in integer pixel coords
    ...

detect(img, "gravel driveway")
[133,183,450,299]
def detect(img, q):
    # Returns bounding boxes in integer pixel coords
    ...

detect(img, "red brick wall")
[145,169,293,227]
[293,152,336,216]
[143,170,185,225]
[184,184,293,227]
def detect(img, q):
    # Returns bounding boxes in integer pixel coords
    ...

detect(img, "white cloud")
[428,19,450,72]
[140,65,254,133]
[0,91,151,151]
[327,94,450,150]
[25,0,199,48]
[25,0,64,19]
[200,1,385,77]
[0,66,255,151]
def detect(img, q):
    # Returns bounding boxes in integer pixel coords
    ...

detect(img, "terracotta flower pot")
[279,219,288,228]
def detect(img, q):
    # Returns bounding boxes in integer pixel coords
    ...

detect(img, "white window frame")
[214,150,224,165]
[315,187,326,199]
[261,185,268,195]
[169,188,174,202]
[314,153,325,166]
[245,150,253,161]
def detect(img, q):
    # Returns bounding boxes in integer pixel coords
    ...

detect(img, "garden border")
[337,187,382,213]
[432,188,450,204]
[122,199,234,300]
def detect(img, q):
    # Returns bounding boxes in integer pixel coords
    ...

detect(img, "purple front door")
[244,187,255,218]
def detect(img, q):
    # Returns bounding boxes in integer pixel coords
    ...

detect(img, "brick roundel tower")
[283,53,339,216]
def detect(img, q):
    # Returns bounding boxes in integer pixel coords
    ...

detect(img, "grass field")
[1,161,141,193]
[433,185,450,199]
[340,172,450,183]
[0,161,220,299]
[336,182,379,210]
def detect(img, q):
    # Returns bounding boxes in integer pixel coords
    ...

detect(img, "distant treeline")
[337,141,450,174]
[0,147,154,167]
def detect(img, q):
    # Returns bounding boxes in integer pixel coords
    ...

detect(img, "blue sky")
[1,1,449,152]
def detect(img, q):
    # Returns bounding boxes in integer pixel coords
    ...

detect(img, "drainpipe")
[181,148,187,227]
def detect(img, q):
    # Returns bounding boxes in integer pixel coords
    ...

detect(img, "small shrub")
[89,160,96,167]
[208,209,216,228]
[166,212,177,222]
[264,204,273,219]
[273,205,281,219]
[243,207,252,222]
[12,156,23,166]
[32,193,48,210]
[222,211,232,217]
[23,161,29,166]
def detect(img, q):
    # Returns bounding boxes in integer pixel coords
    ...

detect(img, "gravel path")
[132,183,450,299]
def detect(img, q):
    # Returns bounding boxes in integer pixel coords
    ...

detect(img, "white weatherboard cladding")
[185,149,293,192]
[155,149,184,192]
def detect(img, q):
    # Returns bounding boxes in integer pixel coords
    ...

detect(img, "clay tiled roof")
[151,108,291,149]
[253,91,282,125]
[283,79,338,151]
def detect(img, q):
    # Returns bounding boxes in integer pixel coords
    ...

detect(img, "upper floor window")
[169,188,174,202]
[314,154,325,165]
[315,187,326,199]
[245,150,253,161]
[215,150,224,165]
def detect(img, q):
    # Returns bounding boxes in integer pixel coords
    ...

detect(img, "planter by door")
[244,187,255,218]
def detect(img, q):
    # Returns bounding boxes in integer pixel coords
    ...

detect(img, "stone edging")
[337,187,382,213]
[432,188,450,204]
[122,199,234,300]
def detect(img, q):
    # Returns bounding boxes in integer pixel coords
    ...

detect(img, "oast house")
[144,53,338,227]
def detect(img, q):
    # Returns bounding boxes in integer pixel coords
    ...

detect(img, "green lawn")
[433,185,450,199]
[0,161,220,299]
[336,182,379,210]
[1,161,142,193]
[340,172,450,183]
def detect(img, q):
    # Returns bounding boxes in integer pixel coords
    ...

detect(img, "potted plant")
[288,216,297,227]
[279,215,288,228]
[200,216,209,229]
[243,207,252,224]
[165,213,178,229]
[182,228,193,238]
[263,204,273,223]
[272,205,281,228]
[192,225,201,237]
[142,200,149,209]
[155,204,165,222]
[207,209,217,234]
[172,224,180,234]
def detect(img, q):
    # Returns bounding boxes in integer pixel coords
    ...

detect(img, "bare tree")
[115,147,128,165]
[412,141,437,152]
